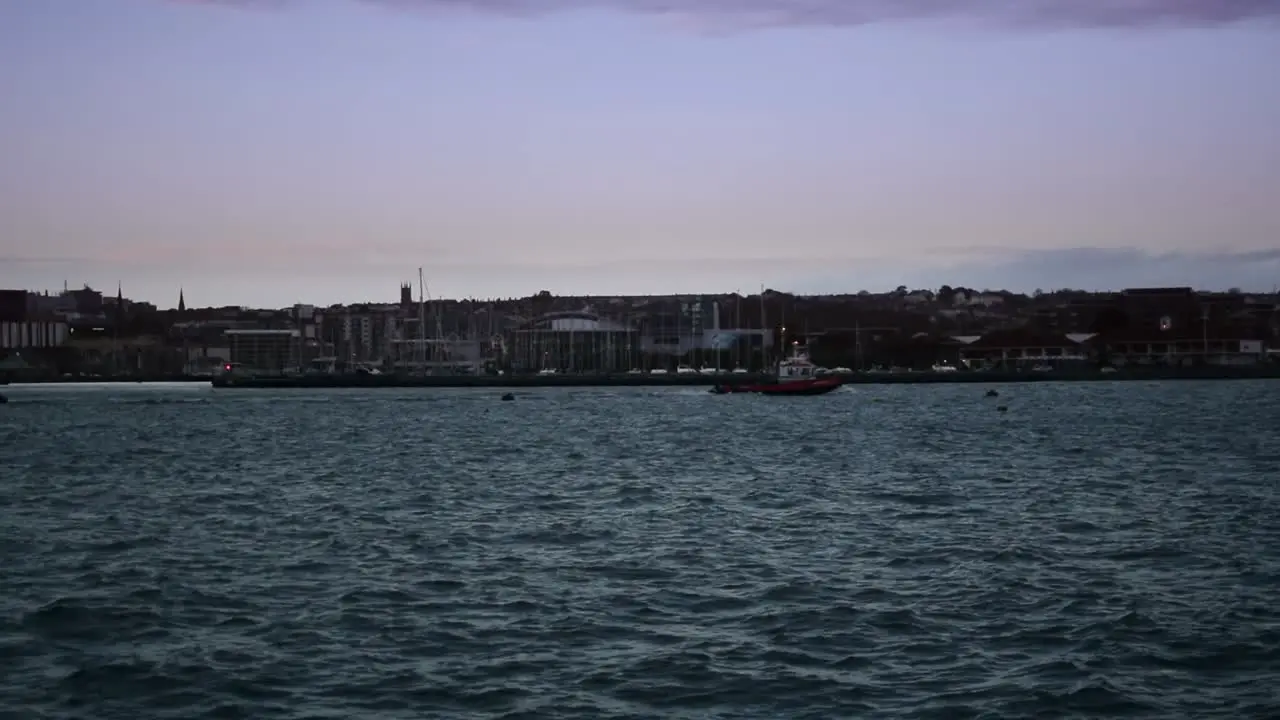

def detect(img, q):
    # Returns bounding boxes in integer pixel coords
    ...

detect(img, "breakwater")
[210,364,1280,389]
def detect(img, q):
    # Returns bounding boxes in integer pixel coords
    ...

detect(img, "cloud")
[789,247,1280,295]
[175,0,1280,31]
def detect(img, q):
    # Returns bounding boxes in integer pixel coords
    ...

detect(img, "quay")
[209,364,1280,389]
[7,368,1279,388]
[213,373,770,389]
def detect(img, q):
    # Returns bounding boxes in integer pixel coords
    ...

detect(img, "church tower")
[178,288,186,313]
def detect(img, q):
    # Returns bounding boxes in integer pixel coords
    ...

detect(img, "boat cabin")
[777,343,818,382]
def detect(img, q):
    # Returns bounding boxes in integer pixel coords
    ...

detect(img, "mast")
[418,268,426,375]
[759,284,767,371]
[431,286,444,369]
[855,319,862,371]
[734,289,741,370]
[780,299,787,356]
[114,282,123,375]
[675,301,682,369]
[1201,304,1209,359]
[295,302,302,374]
[713,298,720,373]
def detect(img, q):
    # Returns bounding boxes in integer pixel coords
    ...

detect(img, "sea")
[1,380,1278,719]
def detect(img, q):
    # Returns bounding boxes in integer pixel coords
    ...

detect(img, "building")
[225,329,300,373]
[0,289,26,323]
[955,290,1006,308]
[959,328,1089,368]
[1,320,69,350]
[1084,286,1271,366]
[313,308,398,365]
[866,332,966,370]
[0,288,70,353]
[630,296,773,370]
[1093,324,1267,366]
[508,310,639,372]
[1094,287,1202,334]
[66,286,105,315]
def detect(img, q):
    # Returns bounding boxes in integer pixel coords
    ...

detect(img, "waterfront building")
[1093,325,1268,366]
[0,320,69,350]
[958,328,1089,369]
[225,329,300,374]
[508,310,639,373]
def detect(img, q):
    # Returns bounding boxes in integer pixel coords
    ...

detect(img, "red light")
[224,364,232,371]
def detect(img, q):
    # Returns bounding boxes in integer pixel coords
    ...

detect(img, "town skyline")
[12,263,1280,313]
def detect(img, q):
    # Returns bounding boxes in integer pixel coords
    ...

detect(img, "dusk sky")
[2,0,1278,308]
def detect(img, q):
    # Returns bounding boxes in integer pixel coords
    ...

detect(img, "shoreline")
[212,365,1280,388]
[6,366,1280,389]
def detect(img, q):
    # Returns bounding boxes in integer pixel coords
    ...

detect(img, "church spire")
[178,287,186,313]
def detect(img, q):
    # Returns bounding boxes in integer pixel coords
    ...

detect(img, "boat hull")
[713,376,842,396]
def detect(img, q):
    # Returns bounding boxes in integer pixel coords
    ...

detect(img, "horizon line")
[14,283,1279,313]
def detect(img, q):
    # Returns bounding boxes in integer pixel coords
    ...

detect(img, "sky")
[1,0,1278,308]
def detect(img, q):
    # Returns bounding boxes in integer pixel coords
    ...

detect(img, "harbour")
[4,379,1278,718]
[207,363,1280,388]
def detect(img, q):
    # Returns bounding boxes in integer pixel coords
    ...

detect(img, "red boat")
[712,343,842,396]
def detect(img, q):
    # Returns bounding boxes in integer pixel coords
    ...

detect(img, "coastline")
[210,365,1280,388]
[6,365,1280,389]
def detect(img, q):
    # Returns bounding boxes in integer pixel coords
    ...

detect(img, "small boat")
[712,343,841,396]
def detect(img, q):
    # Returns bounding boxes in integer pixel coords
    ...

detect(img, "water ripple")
[2,381,1279,718]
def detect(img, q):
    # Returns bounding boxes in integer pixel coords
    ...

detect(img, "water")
[2,381,1279,719]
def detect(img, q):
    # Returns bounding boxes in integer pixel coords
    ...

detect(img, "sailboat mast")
[734,289,741,370]
[855,319,861,371]
[418,268,426,375]
[758,284,767,371]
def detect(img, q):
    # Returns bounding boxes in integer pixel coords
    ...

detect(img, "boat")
[712,343,842,396]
